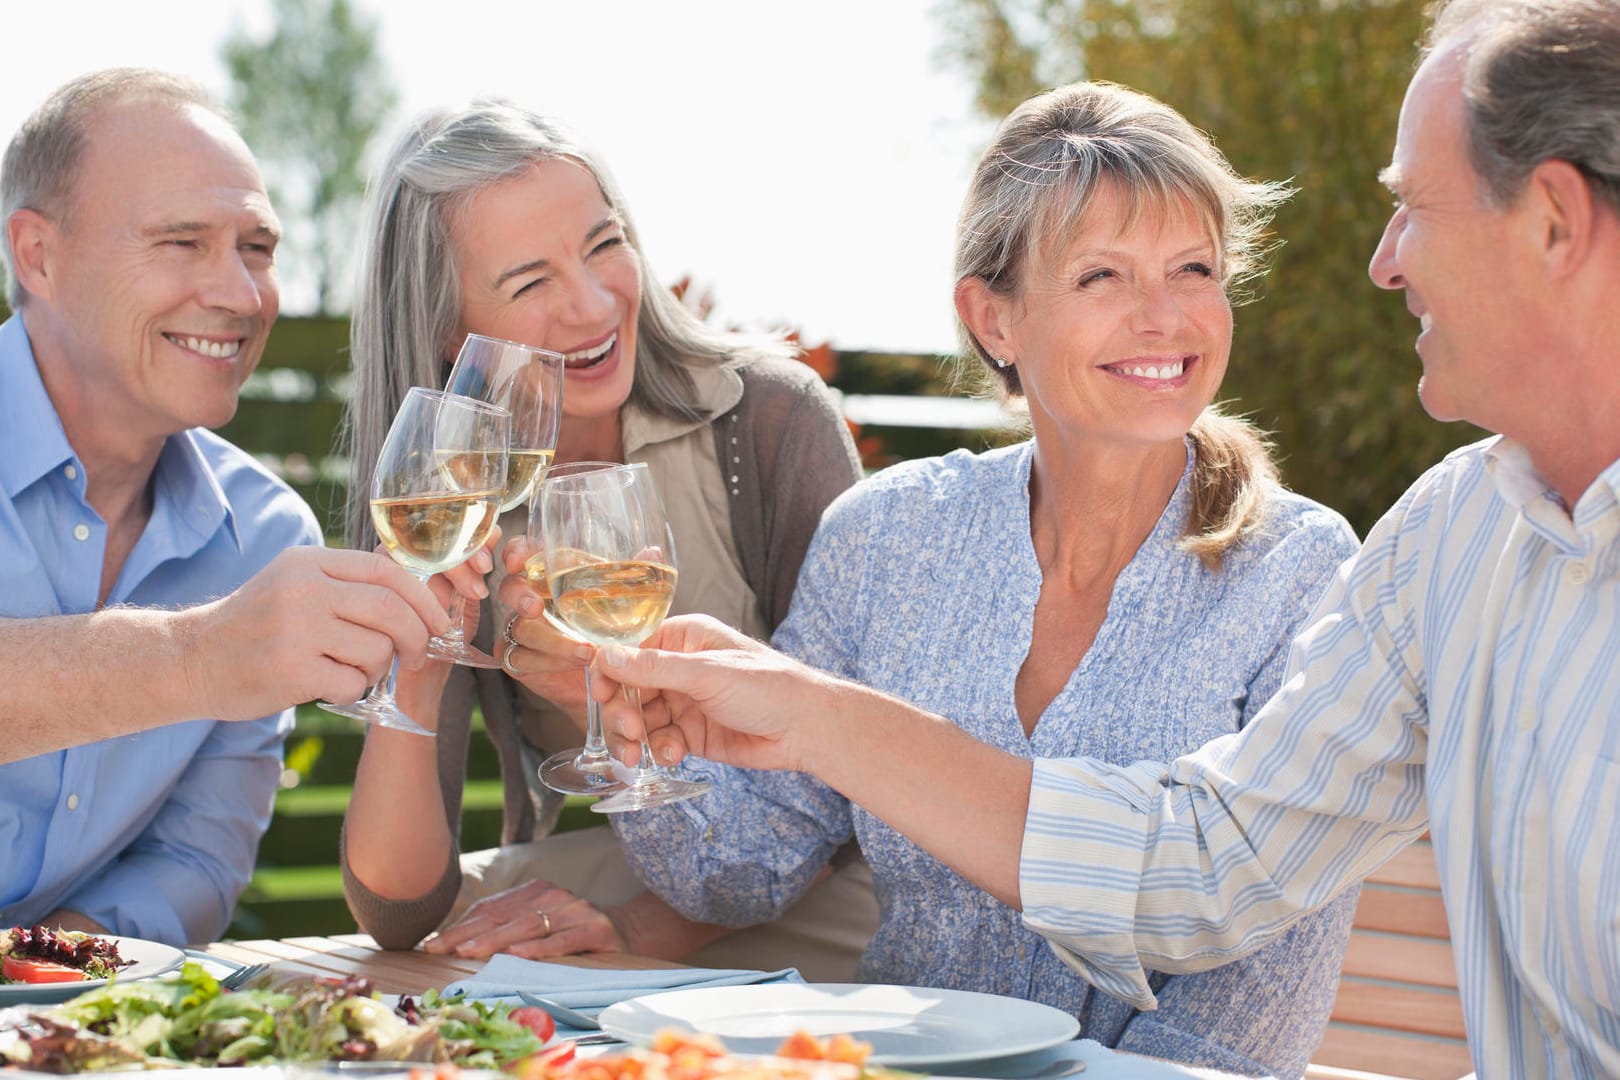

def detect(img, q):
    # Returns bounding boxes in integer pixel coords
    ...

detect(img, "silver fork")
[219,962,270,990]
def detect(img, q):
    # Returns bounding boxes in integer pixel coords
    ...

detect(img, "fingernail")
[520,595,540,616]
[600,644,629,667]
[475,550,494,574]
[575,645,593,661]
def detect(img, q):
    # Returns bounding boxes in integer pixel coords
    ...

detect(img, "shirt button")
[73,524,90,541]
[1567,562,1590,585]
[64,464,78,480]
[66,793,79,811]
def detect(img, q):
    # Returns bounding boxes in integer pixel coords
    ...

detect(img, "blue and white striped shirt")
[1024,436,1620,1078]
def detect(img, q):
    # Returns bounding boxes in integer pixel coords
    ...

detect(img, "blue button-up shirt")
[0,315,320,946]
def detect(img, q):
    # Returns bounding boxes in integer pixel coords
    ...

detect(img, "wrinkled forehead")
[1032,172,1223,265]
[71,101,278,230]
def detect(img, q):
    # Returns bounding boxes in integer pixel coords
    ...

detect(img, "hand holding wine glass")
[537,462,709,812]
[432,333,564,668]
[320,387,509,735]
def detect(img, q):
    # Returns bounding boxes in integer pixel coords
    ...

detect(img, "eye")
[589,234,625,258]
[164,238,201,250]
[1077,268,1114,287]
[1180,262,1215,277]
[512,276,549,299]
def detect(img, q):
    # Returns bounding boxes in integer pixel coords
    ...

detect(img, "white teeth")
[169,335,242,359]
[564,334,615,365]
[1121,361,1183,380]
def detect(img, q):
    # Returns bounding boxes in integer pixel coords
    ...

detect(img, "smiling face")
[988,181,1232,452]
[450,159,642,431]
[33,100,280,441]
[1368,47,1546,431]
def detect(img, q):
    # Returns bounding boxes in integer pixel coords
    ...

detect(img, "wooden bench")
[1304,837,1473,1080]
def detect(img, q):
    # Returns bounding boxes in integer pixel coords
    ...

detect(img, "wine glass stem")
[623,686,665,784]
[441,592,469,645]
[580,667,613,761]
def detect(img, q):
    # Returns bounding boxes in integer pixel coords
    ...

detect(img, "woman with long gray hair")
[338,99,875,976]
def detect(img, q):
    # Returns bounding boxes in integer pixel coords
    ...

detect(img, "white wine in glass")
[432,333,565,668]
[538,462,709,812]
[320,388,509,735]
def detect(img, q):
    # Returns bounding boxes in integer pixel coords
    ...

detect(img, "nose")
[201,247,269,316]
[1130,281,1185,335]
[561,268,615,325]
[1368,210,1405,291]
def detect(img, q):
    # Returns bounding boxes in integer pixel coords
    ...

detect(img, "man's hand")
[590,615,829,774]
[424,878,625,959]
[177,547,451,722]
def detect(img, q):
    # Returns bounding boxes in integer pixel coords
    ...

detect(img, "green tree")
[939,0,1484,535]
[222,0,396,314]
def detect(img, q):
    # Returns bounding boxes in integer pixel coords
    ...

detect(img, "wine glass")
[432,333,565,668]
[520,461,632,796]
[321,388,509,735]
[537,462,711,812]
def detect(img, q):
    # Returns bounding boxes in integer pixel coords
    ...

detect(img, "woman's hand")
[423,878,626,958]
[494,535,595,716]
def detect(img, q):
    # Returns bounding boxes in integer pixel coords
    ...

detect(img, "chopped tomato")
[509,1005,557,1043]
[2,955,87,984]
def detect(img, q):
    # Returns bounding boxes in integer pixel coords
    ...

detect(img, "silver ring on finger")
[503,614,522,648]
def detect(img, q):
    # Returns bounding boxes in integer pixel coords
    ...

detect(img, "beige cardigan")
[342,356,864,947]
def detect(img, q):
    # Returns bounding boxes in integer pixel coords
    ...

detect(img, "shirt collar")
[0,314,241,553]
[0,316,77,498]
[155,429,245,555]
[621,361,744,458]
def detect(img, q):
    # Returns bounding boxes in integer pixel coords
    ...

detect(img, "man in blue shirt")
[0,69,456,945]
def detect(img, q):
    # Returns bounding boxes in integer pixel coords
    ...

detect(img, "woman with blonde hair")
[587,81,1361,1078]
[339,100,875,978]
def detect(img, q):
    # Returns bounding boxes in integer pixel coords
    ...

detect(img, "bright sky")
[3,0,996,355]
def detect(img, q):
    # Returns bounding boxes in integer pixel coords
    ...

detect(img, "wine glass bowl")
[432,333,565,667]
[321,388,510,735]
[536,462,710,812]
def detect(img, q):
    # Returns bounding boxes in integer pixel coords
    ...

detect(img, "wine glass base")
[590,775,712,814]
[317,697,436,737]
[539,748,631,796]
[426,635,502,669]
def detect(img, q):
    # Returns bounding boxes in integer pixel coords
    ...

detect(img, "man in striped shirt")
[591,0,1620,1074]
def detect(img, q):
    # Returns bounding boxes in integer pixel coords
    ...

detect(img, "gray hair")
[342,99,793,548]
[954,81,1290,569]
[954,80,1291,393]
[1429,0,1620,213]
[1,68,224,308]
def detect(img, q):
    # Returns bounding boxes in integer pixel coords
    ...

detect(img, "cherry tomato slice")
[509,1005,557,1043]
[2,955,88,984]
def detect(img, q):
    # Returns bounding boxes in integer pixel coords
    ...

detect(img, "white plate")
[0,935,185,1005]
[598,983,1081,1067]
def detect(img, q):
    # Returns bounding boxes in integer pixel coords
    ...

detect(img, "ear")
[5,208,58,303]
[1527,159,1595,278]
[954,276,1015,360]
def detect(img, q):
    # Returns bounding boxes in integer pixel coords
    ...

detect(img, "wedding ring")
[536,909,552,937]
[503,614,522,648]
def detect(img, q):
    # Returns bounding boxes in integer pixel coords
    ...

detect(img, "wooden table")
[201,934,675,995]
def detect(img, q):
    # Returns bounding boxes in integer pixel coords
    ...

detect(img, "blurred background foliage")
[939,0,1486,534]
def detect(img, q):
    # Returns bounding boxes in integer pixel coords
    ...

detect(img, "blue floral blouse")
[615,441,1362,1078]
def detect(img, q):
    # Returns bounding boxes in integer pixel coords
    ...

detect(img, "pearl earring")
[994,355,1011,369]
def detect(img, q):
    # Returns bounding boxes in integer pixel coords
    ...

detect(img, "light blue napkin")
[443,955,801,1037]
